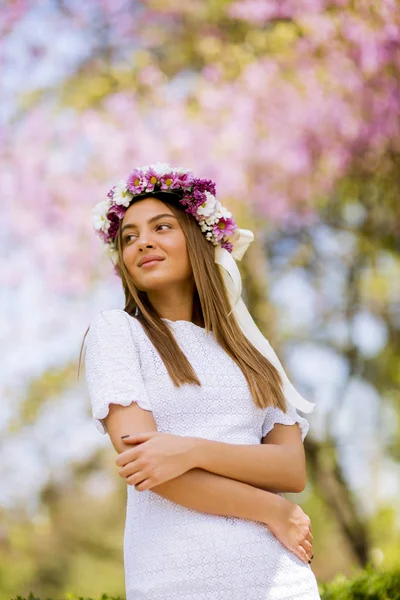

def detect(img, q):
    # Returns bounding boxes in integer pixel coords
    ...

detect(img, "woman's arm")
[105,402,277,525]
[120,425,307,494]
[151,469,313,565]
[105,402,313,564]
[188,424,307,493]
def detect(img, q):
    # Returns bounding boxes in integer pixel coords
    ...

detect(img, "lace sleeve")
[84,309,152,434]
[261,401,309,443]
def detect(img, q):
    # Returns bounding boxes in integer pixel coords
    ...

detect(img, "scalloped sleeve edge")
[93,398,153,435]
[262,405,310,443]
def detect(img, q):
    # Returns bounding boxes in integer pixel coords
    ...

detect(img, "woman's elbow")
[291,469,307,493]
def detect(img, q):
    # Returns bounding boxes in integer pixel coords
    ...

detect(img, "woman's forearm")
[110,406,285,527]
[146,467,283,528]
[190,438,306,493]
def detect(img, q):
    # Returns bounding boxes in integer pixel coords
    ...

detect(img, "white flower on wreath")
[151,162,174,176]
[215,203,232,220]
[175,165,191,175]
[196,191,219,218]
[113,180,133,207]
[92,200,111,232]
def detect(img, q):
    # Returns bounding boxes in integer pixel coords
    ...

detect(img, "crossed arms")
[102,401,307,529]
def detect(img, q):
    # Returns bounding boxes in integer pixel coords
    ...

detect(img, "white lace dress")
[84,309,320,600]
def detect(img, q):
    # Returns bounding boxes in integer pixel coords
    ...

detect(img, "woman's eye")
[124,234,137,243]
[123,224,171,244]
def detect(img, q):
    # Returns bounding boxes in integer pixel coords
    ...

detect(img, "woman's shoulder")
[88,308,141,338]
[85,309,149,364]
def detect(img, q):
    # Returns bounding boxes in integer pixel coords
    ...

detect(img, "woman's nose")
[137,237,156,250]
[135,228,154,247]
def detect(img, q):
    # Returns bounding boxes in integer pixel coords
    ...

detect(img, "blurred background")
[1,0,400,598]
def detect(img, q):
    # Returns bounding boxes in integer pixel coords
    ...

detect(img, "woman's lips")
[141,259,164,268]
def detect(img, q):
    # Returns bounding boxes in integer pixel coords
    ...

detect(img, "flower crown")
[92,162,238,262]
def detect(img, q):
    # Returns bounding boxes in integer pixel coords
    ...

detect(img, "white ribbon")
[215,229,315,414]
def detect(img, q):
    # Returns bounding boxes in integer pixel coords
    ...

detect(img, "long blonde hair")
[78,192,287,411]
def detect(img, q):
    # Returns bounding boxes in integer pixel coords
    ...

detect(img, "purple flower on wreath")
[127,169,145,194]
[144,167,160,192]
[183,178,215,214]
[107,209,124,240]
[192,177,216,197]
[95,165,226,252]
[108,203,127,219]
[213,217,237,242]
[176,191,192,212]
[221,241,233,253]
[190,188,207,213]
[108,223,120,241]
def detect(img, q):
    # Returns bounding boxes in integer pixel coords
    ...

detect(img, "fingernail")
[121,435,130,439]
[311,554,314,559]
[308,560,311,564]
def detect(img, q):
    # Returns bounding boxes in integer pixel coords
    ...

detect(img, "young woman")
[81,163,320,599]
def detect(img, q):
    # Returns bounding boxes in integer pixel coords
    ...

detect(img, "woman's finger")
[126,471,147,486]
[300,539,313,561]
[119,460,143,479]
[297,545,310,564]
[299,538,313,562]
[135,478,152,492]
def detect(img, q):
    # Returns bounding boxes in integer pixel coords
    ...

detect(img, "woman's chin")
[135,274,172,292]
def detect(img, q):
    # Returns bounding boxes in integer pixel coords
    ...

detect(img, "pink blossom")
[127,169,145,194]
[2,0,399,300]
[213,217,237,242]
[175,172,195,190]
[160,173,179,190]
[144,167,160,192]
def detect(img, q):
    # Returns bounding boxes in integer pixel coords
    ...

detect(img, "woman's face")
[120,197,193,292]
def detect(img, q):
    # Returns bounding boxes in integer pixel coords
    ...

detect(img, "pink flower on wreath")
[92,164,241,255]
[213,217,237,242]
[160,172,180,190]
[176,172,195,190]
[145,167,160,192]
[127,169,145,194]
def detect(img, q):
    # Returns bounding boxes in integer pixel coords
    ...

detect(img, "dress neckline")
[129,311,210,335]
[161,317,209,333]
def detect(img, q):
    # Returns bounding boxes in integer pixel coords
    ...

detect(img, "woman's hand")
[264,494,314,565]
[115,431,198,491]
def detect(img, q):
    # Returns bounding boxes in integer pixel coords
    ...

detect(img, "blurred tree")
[1,0,399,595]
